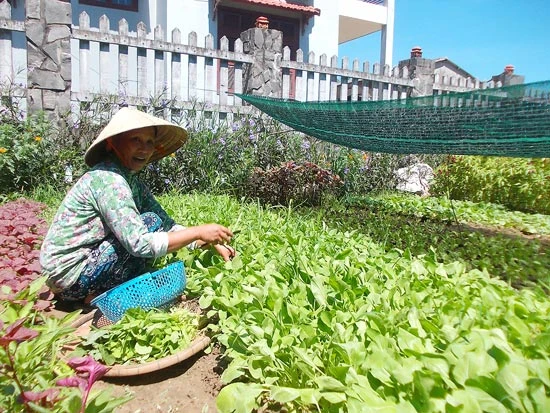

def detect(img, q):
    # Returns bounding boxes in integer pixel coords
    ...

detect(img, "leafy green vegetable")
[161,193,550,413]
[80,307,199,365]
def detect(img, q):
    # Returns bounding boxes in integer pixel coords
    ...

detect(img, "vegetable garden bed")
[2,192,549,413]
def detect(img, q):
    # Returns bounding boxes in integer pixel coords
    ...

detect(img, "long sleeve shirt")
[40,159,176,293]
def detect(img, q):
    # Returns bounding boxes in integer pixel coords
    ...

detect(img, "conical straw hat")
[84,107,188,167]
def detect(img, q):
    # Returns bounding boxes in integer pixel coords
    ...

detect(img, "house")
[0,0,396,113]
[0,0,395,111]
[433,57,476,83]
[3,0,514,118]
[70,0,395,66]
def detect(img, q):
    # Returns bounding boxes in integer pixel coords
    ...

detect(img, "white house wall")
[339,0,387,26]
[70,0,158,33]
[3,1,27,87]
[164,0,214,44]
[305,0,339,58]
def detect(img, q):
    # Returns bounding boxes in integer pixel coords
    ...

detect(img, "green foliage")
[0,114,52,193]
[0,278,131,412]
[431,156,550,215]
[339,193,550,288]
[142,106,443,201]
[347,192,550,235]
[0,92,127,196]
[0,84,445,202]
[158,193,550,413]
[77,307,199,365]
[141,109,310,194]
[0,104,89,195]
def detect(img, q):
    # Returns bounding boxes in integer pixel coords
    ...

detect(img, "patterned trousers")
[57,212,163,301]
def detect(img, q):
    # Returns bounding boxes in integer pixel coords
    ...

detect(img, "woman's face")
[110,127,156,172]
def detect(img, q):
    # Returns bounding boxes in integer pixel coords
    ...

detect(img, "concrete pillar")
[380,0,394,68]
[26,0,72,119]
[240,16,283,97]
[398,46,435,97]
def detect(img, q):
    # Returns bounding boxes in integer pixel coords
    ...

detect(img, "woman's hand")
[195,223,233,245]
[213,244,236,261]
[166,224,233,253]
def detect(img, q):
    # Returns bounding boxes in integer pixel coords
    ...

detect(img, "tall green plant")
[431,156,550,214]
[0,114,53,193]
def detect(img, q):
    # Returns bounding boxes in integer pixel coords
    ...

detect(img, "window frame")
[79,0,139,12]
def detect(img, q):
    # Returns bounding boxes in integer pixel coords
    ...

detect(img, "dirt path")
[96,347,222,413]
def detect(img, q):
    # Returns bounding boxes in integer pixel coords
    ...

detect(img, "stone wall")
[26,0,72,119]
[240,25,283,97]
[398,47,435,97]
[492,65,525,86]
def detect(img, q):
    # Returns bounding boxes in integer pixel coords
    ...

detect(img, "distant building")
[433,57,476,82]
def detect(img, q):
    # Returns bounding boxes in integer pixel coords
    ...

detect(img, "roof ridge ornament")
[255,16,269,29]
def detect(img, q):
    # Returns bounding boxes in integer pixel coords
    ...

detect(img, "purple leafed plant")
[0,199,53,309]
[57,355,111,413]
[247,161,343,206]
[1,319,110,412]
[1,318,43,412]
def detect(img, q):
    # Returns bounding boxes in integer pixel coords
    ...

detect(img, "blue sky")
[338,0,550,83]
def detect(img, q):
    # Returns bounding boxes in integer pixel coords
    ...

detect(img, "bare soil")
[95,346,223,413]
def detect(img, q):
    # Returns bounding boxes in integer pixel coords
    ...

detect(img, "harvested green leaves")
[80,307,199,366]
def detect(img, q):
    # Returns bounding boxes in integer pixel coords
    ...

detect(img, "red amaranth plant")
[247,161,343,206]
[57,355,111,413]
[0,199,53,309]
[1,318,109,412]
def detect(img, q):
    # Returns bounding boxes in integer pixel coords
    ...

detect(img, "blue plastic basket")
[90,261,186,323]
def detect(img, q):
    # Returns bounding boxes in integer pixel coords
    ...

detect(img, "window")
[79,0,138,12]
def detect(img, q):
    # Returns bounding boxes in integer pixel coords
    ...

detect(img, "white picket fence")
[70,12,418,108]
[71,12,255,113]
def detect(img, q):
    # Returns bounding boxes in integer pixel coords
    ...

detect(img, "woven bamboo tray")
[69,309,211,377]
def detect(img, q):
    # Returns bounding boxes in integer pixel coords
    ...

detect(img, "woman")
[40,107,235,304]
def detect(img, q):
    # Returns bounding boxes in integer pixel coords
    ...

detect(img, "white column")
[380,0,395,68]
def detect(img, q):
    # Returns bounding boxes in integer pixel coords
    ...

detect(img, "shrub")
[0,92,90,194]
[0,80,444,201]
[144,120,256,194]
[431,156,550,215]
[0,114,53,193]
[141,108,308,194]
[245,161,343,206]
[141,106,415,199]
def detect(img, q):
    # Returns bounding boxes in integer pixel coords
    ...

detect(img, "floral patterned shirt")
[40,159,176,293]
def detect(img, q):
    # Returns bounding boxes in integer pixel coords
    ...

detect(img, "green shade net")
[238,80,550,158]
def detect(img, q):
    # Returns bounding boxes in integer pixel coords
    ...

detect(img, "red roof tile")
[217,0,321,16]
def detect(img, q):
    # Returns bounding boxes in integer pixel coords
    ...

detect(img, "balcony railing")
[360,0,385,5]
